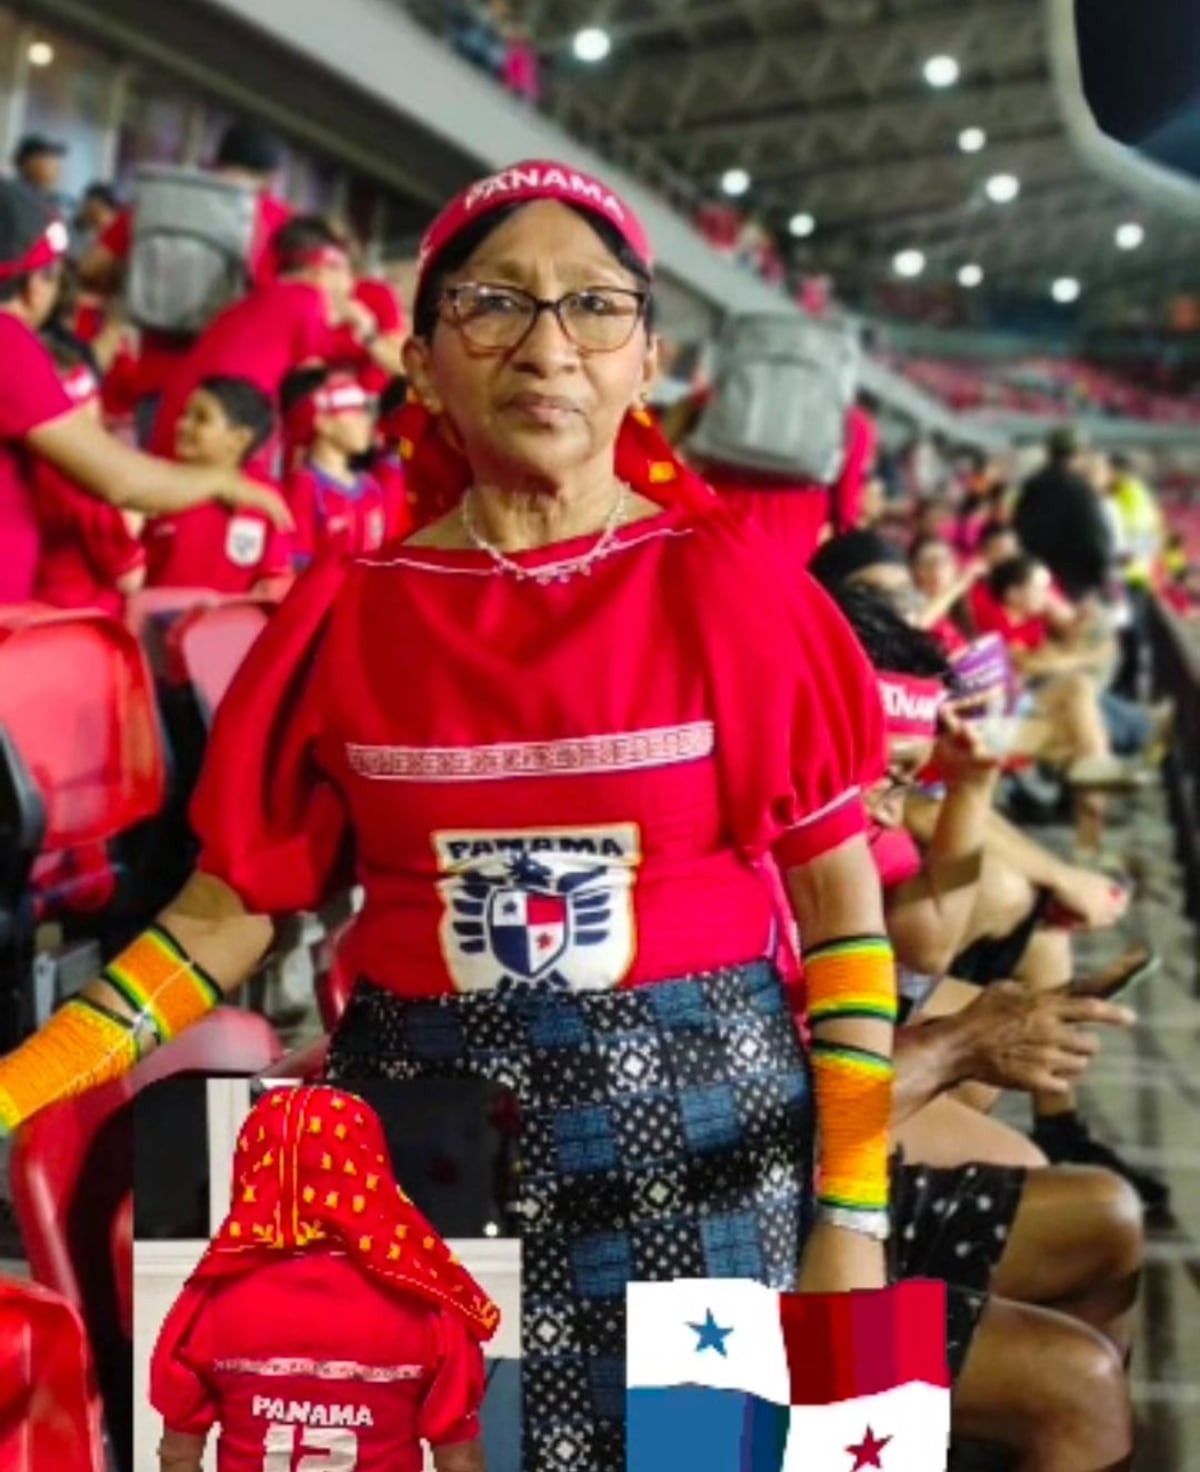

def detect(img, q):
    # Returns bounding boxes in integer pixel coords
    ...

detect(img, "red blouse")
[151,1250,483,1472]
[192,506,885,996]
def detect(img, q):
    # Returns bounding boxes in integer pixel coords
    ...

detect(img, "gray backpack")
[688,312,861,484]
[126,166,260,335]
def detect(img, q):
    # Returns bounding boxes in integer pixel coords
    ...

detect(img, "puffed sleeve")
[149,1283,219,1437]
[189,555,353,914]
[674,510,885,869]
[416,1309,486,1447]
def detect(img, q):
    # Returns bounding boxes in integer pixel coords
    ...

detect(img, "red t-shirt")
[0,315,74,603]
[323,279,405,396]
[32,462,145,616]
[969,580,1048,652]
[144,492,291,594]
[289,466,390,566]
[373,452,414,542]
[149,281,330,461]
[101,194,293,401]
[192,506,885,996]
[151,1251,483,1472]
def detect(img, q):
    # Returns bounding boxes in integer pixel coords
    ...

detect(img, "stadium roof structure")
[412,0,1198,322]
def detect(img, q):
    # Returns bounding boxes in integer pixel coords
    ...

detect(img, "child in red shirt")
[33,346,147,616]
[144,376,292,593]
[283,368,390,567]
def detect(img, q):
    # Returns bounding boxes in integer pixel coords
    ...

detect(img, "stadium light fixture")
[958,127,987,154]
[985,172,1020,204]
[894,249,927,279]
[789,211,816,238]
[1115,222,1145,251]
[721,168,751,197]
[958,263,984,288]
[27,41,54,66]
[924,55,960,88]
[572,27,611,63]
[1051,277,1081,304]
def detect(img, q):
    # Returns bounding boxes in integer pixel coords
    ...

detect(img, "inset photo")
[132,1078,520,1471]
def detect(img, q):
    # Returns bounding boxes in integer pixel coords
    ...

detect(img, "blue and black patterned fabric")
[326,962,816,1472]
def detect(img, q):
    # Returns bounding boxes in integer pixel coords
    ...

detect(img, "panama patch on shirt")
[433,825,640,994]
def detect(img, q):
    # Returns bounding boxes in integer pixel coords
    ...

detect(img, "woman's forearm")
[158,1428,206,1472]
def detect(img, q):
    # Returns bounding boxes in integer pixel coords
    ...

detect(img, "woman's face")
[912,541,956,600]
[405,201,659,490]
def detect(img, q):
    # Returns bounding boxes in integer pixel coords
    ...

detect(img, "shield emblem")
[225,515,266,568]
[486,888,568,980]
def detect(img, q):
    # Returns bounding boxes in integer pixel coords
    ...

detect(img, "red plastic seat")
[316,919,359,1033]
[0,607,166,854]
[167,600,272,724]
[0,1276,105,1472]
[8,1008,282,1468]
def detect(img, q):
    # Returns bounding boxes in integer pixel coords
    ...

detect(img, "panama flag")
[627,1278,950,1472]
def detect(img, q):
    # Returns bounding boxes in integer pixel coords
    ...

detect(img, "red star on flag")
[536,931,555,951]
[846,1426,892,1470]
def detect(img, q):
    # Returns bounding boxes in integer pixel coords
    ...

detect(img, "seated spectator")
[80,120,292,444]
[320,240,408,394]
[32,339,146,616]
[144,376,292,594]
[147,216,360,471]
[909,535,977,652]
[282,368,390,565]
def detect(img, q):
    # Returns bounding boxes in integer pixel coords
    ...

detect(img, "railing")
[1150,597,1200,980]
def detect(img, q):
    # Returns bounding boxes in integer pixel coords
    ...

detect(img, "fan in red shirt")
[0,181,291,607]
[282,368,391,565]
[144,377,292,594]
[150,1084,498,1472]
[32,349,146,615]
[0,161,905,1468]
[323,272,409,396]
[147,216,362,470]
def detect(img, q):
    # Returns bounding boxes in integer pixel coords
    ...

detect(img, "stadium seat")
[316,919,359,1033]
[166,600,271,725]
[0,1276,105,1472]
[8,1008,282,1469]
[0,608,169,1045]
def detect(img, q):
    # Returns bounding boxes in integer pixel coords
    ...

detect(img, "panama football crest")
[433,826,640,993]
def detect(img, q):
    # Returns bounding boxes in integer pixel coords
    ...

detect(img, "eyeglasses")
[439,282,648,354]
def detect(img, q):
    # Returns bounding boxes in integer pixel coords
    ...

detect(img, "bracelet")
[817,1204,891,1242]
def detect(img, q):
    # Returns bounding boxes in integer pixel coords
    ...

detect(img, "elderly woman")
[0,163,898,1469]
[151,1085,497,1472]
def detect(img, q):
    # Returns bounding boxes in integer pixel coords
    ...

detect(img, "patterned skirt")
[325,962,815,1472]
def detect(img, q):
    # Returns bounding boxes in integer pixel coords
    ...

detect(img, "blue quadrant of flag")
[627,1386,790,1472]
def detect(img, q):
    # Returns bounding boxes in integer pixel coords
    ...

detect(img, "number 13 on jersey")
[263,1425,358,1471]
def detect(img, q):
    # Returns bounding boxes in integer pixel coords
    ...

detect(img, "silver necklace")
[460,481,631,585]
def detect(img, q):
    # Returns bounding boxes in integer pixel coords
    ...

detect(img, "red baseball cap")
[416,159,652,299]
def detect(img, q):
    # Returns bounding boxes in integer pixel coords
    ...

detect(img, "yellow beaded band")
[805,935,899,1027]
[101,925,221,1045]
[0,997,138,1132]
[811,1040,893,1216]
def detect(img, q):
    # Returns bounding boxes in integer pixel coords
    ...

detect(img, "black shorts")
[890,1159,1027,1380]
[950,890,1051,986]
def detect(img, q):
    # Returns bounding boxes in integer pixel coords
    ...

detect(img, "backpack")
[126,166,260,335]
[688,312,861,484]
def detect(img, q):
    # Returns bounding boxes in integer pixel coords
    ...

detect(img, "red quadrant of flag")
[779,1279,949,1406]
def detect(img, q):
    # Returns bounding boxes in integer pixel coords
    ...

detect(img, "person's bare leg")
[1036,673,1112,851]
[894,1093,1048,1169]
[953,1297,1134,1471]
[990,1166,1143,1358]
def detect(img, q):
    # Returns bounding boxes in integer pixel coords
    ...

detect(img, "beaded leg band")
[0,925,220,1132]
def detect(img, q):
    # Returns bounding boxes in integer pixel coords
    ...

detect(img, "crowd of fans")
[2,123,1200,1472]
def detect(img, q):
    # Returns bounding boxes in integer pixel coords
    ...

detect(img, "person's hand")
[215,474,295,533]
[796,1219,887,1293]
[958,980,1134,1095]
[930,709,1002,788]
[342,297,379,344]
[1047,864,1129,929]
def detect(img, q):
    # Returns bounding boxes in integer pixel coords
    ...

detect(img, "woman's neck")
[467,465,622,552]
